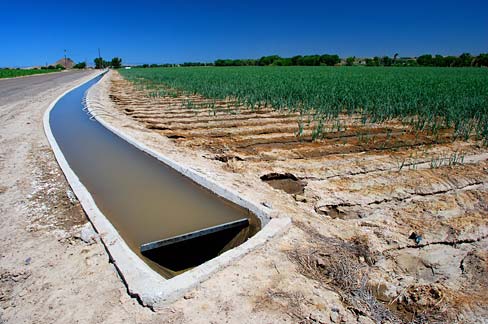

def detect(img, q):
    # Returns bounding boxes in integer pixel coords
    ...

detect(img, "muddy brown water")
[49,75,259,278]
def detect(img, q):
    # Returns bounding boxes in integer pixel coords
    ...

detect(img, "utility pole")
[64,49,67,68]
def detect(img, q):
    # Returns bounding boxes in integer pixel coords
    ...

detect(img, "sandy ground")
[1,69,488,324]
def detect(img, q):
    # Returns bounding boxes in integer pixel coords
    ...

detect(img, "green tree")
[94,57,105,69]
[214,59,226,66]
[365,58,374,66]
[345,56,355,66]
[291,55,302,65]
[474,53,488,67]
[320,54,340,66]
[444,56,457,67]
[381,56,392,66]
[273,58,292,66]
[455,53,473,67]
[111,57,122,69]
[300,55,320,66]
[417,54,433,66]
[73,62,87,69]
[257,55,282,66]
[432,55,446,67]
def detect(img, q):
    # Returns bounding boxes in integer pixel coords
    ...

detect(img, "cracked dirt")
[95,70,488,323]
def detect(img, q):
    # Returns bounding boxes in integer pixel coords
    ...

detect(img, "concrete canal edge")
[43,71,292,309]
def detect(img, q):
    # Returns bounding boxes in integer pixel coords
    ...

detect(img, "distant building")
[53,57,75,69]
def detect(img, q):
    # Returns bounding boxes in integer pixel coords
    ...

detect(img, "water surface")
[50,75,257,277]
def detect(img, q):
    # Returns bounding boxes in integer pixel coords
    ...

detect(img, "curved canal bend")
[49,74,259,278]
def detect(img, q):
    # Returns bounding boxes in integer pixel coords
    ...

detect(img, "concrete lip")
[44,71,291,308]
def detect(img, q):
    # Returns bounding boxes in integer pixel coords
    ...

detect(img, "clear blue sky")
[1,0,487,67]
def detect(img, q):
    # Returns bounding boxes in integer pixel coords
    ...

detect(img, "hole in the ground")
[316,205,345,219]
[213,155,244,162]
[145,124,170,130]
[261,173,306,195]
[167,134,185,139]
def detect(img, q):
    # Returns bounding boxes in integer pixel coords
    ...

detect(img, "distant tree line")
[181,62,210,67]
[133,62,210,68]
[216,53,488,67]
[357,53,488,67]
[40,64,66,70]
[130,53,488,68]
[3,64,69,71]
[94,57,123,69]
[135,64,176,68]
[73,62,87,69]
[215,54,341,66]
[415,53,488,67]
[131,55,342,68]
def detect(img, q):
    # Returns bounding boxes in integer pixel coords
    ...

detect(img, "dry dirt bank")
[0,71,165,324]
[96,70,488,323]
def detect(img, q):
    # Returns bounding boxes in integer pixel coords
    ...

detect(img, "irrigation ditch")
[43,71,290,308]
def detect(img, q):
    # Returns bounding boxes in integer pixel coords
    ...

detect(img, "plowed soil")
[101,70,488,323]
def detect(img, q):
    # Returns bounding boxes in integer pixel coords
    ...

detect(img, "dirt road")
[0,71,158,323]
[0,71,95,105]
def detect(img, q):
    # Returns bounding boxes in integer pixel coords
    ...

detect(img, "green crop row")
[0,68,60,79]
[120,66,488,142]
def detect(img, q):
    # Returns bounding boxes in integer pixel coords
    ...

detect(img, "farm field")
[120,66,488,142]
[0,68,60,79]
[103,67,488,323]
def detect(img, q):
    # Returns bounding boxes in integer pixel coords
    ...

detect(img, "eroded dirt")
[100,70,488,323]
[261,173,307,195]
